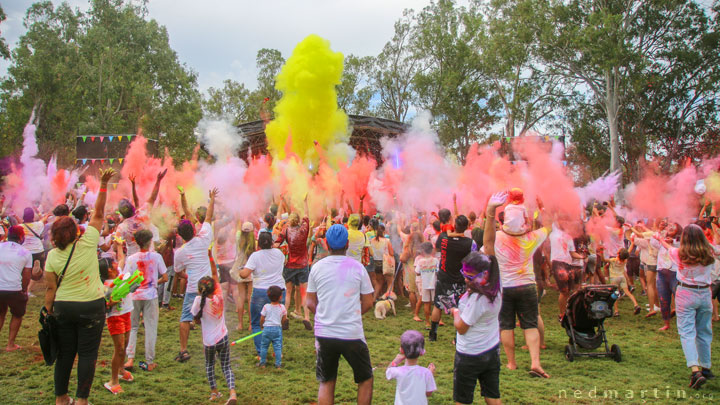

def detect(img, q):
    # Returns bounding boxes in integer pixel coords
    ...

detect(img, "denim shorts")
[283,266,309,286]
[180,292,199,322]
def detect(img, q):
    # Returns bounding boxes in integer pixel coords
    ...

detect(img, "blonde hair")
[237,230,256,259]
[679,224,715,267]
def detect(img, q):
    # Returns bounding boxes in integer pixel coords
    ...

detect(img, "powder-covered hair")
[400,330,425,359]
[419,241,434,256]
[461,251,501,303]
[194,276,216,323]
[679,224,715,267]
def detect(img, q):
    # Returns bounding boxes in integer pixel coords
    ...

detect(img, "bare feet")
[146,362,158,371]
[506,363,517,370]
[412,316,423,322]
[236,324,244,331]
[645,311,657,318]
[124,359,134,369]
[658,324,670,331]
[5,344,21,352]
[438,320,445,326]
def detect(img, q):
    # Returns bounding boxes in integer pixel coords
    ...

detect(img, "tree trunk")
[505,114,515,138]
[605,71,621,175]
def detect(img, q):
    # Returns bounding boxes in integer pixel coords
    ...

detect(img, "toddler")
[502,188,529,235]
[259,285,288,368]
[607,248,641,316]
[386,330,436,405]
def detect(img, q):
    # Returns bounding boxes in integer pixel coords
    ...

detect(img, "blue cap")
[326,224,349,250]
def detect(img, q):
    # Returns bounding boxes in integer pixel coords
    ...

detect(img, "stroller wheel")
[610,344,621,362]
[564,345,575,362]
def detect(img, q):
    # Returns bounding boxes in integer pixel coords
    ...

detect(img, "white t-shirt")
[670,247,719,286]
[307,255,374,341]
[651,237,678,271]
[21,221,45,254]
[414,256,438,290]
[244,249,286,290]
[0,242,33,291]
[632,232,658,266]
[385,365,437,405]
[494,228,549,287]
[456,291,502,355]
[261,303,287,327]
[549,224,575,264]
[191,284,227,346]
[174,222,213,293]
[124,251,167,301]
[603,226,624,257]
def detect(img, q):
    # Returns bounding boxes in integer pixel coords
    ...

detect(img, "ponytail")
[194,276,216,323]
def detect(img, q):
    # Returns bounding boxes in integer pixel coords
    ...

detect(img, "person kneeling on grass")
[450,249,503,405]
[191,250,237,404]
[386,330,436,405]
[101,243,135,394]
[606,248,641,316]
[258,285,288,368]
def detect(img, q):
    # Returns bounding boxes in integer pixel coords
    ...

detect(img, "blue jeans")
[656,269,677,321]
[259,326,283,367]
[250,287,285,355]
[675,285,713,369]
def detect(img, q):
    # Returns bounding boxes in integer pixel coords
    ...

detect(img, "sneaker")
[701,368,715,380]
[289,311,302,320]
[690,371,707,389]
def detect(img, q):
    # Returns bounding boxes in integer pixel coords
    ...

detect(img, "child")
[124,229,167,372]
[386,330,436,405]
[502,188,528,236]
[450,251,503,404]
[414,242,439,328]
[102,240,134,394]
[191,250,237,404]
[607,248,641,316]
[259,285,288,368]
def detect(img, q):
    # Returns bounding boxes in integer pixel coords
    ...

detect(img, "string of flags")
[78,135,135,142]
[75,158,125,165]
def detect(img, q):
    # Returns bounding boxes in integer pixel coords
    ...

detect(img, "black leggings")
[53,298,105,399]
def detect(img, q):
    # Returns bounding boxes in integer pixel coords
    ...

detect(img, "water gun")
[113,234,125,244]
[107,270,144,302]
[230,331,262,346]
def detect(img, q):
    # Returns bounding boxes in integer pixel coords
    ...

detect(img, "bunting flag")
[109,136,114,142]
[91,136,96,142]
[112,183,118,189]
[81,159,87,165]
[119,158,124,164]
[82,136,87,142]
[109,158,115,164]
[100,159,105,163]
[99,136,105,142]
[91,159,96,164]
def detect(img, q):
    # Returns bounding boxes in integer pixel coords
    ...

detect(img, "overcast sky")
[1,0,436,93]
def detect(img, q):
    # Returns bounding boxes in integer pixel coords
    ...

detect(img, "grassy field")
[1,281,718,404]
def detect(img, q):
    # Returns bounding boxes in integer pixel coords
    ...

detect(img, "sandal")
[225,397,238,405]
[209,392,223,401]
[529,369,551,378]
[633,306,641,315]
[104,382,123,395]
[174,350,191,362]
[119,370,134,382]
[302,320,312,331]
[139,361,157,371]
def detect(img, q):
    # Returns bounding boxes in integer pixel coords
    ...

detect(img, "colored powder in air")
[265,34,349,166]
[576,171,621,206]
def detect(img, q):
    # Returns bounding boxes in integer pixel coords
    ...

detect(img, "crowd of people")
[0,168,719,405]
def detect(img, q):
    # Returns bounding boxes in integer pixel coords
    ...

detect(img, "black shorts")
[642,264,657,273]
[454,345,501,403]
[0,291,29,318]
[626,256,641,277]
[283,266,309,286]
[433,279,466,311]
[373,260,383,275]
[551,261,582,294]
[315,337,372,383]
[499,284,538,330]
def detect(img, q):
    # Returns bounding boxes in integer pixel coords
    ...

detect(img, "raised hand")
[157,168,168,181]
[209,188,219,199]
[487,191,508,209]
[100,168,116,184]
[128,173,136,184]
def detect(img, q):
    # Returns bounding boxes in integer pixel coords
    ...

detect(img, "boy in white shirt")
[386,330,436,405]
[259,285,288,368]
[414,242,439,328]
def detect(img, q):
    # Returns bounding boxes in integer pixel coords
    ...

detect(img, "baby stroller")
[561,284,621,362]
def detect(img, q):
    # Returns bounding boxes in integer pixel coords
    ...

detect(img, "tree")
[203,79,252,124]
[1,0,203,164]
[373,10,420,123]
[0,5,10,59]
[412,0,495,161]
[337,54,374,115]
[476,0,564,138]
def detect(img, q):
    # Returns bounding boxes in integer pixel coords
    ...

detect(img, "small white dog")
[374,297,396,319]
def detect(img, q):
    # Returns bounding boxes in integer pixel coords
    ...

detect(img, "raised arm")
[483,192,508,257]
[89,168,116,231]
[205,188,219,224]
[358,194,365,219]
[178,186,195,223]
[148,169,168,207]
[129,174,140,209]
[453,193,459,217]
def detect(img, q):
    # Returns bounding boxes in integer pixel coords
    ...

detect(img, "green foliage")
[337,54,374,115]
[1,0,202,164]
[0,5,10,60]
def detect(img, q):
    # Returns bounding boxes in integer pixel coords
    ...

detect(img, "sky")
[1,0,436,93]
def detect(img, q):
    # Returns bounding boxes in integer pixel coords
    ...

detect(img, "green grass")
[1,283,718,404]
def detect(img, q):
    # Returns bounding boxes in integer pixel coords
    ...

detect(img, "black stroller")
[561,284,621,362]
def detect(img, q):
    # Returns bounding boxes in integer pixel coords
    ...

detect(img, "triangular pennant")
[82,136,87,142]
[91,159,96,164]
[91,136,96,142]
[119,158,124,164]
[81,159,87,165]
[99,136,104,142]
[109,158,115,164]
[109,136,114,142]
[112,183,118,189]
[100,159,105,163]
